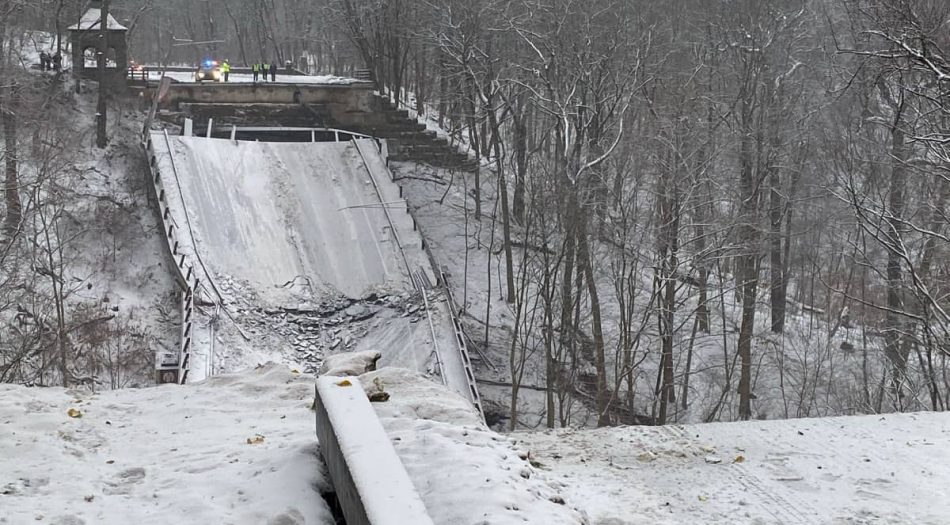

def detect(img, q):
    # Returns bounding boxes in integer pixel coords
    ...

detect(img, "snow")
[0,364,333,525]
[514,412,950,524]
[319,350,381,376]
[354,141,475,401]
[358,367,587,524]
[6,357,948,525]
[68,9,128,31]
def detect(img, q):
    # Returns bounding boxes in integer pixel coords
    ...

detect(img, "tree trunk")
[579,222,611,426]
[737,91,760,421]
[884,110,908,402]
[695,178,712,333]
[656,176,680,424]
[488,103,516,304]
[543,251,557,428]
[768,150,786,332]
[96,0,110,149]
[512,105,527,225]
[55,0,66,56]
[2,82,21,236]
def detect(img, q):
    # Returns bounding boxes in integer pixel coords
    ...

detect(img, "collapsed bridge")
[145,128,481,414]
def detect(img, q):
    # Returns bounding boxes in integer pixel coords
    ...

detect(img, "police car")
[195,59,222,82]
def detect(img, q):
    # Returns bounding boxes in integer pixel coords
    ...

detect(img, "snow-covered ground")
[5,359,949,524]
[515,412,950,524]
[352,366,586,524]
[0,365,333,525]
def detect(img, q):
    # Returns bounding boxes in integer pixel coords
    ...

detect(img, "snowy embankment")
[0,365,333,525]
[349,366,587,524]
[516,412,950,524]
[1,360,586,525]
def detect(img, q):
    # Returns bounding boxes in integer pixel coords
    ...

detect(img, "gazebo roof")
[68,8,128,31]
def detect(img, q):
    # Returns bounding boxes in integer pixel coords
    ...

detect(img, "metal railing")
[127,66,149,85]
[144,133,201,383]
[353,139,484,420]
[204,126,374,143]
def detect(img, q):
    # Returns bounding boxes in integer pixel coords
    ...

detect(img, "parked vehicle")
[195,59,222,82]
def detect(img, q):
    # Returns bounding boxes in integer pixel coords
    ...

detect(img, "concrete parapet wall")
[164,82,376,109]
[314,376,434,525]
[163,83,393,130]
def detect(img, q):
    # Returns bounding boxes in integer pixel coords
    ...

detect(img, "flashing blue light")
[203,60,213,68]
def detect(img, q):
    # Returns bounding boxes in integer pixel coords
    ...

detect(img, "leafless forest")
[3,0,949,427]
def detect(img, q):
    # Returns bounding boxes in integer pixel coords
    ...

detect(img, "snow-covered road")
[0,365,333,524]
[515,411,950,524]
[160,137,415,299]
[149,71,359,85]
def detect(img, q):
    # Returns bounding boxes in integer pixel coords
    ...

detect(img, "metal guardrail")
[352,139,448,386]
[214,126,374,143]
[127,67,149,85]
[353,139,484,420]
[144,133,201,384]
[433,259,485,420]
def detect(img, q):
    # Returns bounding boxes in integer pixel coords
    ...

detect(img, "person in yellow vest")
[262,62,270,82]
[252,62,260,82]
[221,60,231,82]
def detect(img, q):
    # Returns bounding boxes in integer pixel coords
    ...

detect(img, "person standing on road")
[252,62,259,82]
[269,62,277,82]
[222,60,231,82]
[262,62,270,82]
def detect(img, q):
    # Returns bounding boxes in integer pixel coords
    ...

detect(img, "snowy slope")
[0,364,333,525]
[357,367,587,524]
[515,412,950,524]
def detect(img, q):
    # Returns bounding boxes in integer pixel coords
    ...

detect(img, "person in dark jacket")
[252,63,260,82]
[40,51,48,71]
[52,53,62,71]
[269,62,277,82]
